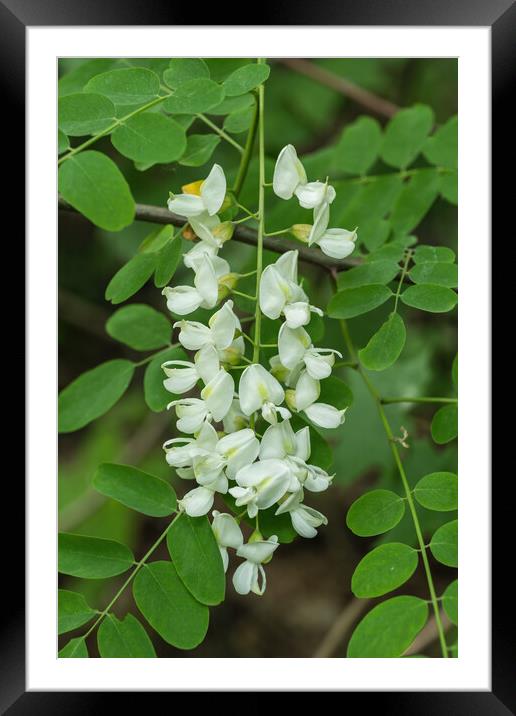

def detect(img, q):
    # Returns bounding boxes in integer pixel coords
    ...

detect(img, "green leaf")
[347,596,429,657]
[351,543,418,598]
[223,63,270,96]
[223,106,255,134]
[139,225,174,253]
[58,533,134,579]
[93,463,177,517]
[359,313,406,371]
[365,242,406,264]
[401,284,458,313]
[429,519,458,567]
[208,93,255,115]
[143,345,188,412]
[452,354,458,391]
[423,116,458,169]
[84,68,160,106]
[337,260,399,289]
[111,114,186,164]
[106,304,171,350]
[346,489,405,537]
[389,169,440,235]
[409,262,458,288]
[58,590,96,634]
[133,561,209,649]
[97,614,156,657]
[58,359,135,433]
[431,404,458,444]
[154,236,184,288]
[440,170,458,205]
[318,375,354,409]
[442,580,458,625]
[59,58,119,96]
[335,175,403,228]
[414,472,458,511]
[381,105,435,168]
[59,637,88,658]
[334,116,382,175]
[327,285,393,319]
[413,245,455,264]
[58,92,116,136]
[105,253,158,304]
[179,134,221,167]
[163,78,224,114]
[167,513,225,606]
[163,58,210,88]
[58,151,135,231]
[58,130,70,155]
[359,218,391,252]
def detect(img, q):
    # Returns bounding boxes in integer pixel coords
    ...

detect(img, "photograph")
[56,55,460,660]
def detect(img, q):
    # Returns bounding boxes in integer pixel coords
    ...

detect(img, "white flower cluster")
[161,148,349,596]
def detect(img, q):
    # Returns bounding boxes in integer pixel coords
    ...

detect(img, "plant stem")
[81,513,179,641]
[58,94,171,165]
[196,114,244,154]
[334,303,448,658]
[252,60,266,368]
[233,95,260,197]
[393,249,413,313]
[133,343,179,368]
[381,396,458,405]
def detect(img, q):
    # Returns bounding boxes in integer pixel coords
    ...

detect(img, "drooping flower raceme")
[160,157,349,597]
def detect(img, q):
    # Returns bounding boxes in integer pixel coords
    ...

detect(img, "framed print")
[4,0,506,709]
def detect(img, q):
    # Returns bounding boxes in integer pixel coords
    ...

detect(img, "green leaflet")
[93,463,177,517]
[111,113,187,164]
[97,614,156,657]
[401,284,458,313]
[133,561,209,649]
[431,404,458,444]
[413,245,456,264]
[413,472,458,511]
[58,590,97,634]
[179,134,221,167]
[381,104,434,168]
[58,533,134,579]
[163,58,210,88]
[106,304,171,351]
[389,168,440,235]
[167,513,225,605]
[328,285,393,319]
[351,543,418,598]
[423,116,458,170]
[84,67,160,105]
[58,359,135,433]
[163,78,225,114]
[105,253,158,304]
[359,313,406,371]
[223,63,270,96]
[347,596,429,657]
[154,235,184,288]
[429,520,458,567]
[59,637,88,658]
[408,262,458,288]
[442,579,458,625]
[58,92,116,136]
[346,489,405,537]
[337,260,400,290]
[333,116,382,175]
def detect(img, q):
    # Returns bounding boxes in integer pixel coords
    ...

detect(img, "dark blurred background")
[58,57,458,657]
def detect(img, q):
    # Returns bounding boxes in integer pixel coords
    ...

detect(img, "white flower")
[211,511,244,572]
[275,491,327,538]
[217,428,260,479]
[163,254,230,316]
[168,368,234,432]
[259,250,323,329]
[174,300,238,351]
[222,398,249,432]
[273,144,336,210]
[239,363,291,425]
[167,164,227,217]
[232,535,279,596]
[178,473,228,517]
[304,402,347,429]
[308,203,357,259]
[183,238,219,269]
[162,344,220,394]
[278,323,341,379]
[162,421,218,470]
[286,370,321,411]
[229,459,291,518]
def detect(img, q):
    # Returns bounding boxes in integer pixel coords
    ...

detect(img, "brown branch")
[312,598,371,658]
[279,59,400,119]
[58,196,361,272]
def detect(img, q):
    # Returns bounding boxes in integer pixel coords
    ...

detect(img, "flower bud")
[219,193,234,213]
[289,224,312,243]
[248,529,263,544]
[182,225,197,241]
[218,273,239,301]
[181,179,204,196]
[212,221,234,244]
[285,388,297,412]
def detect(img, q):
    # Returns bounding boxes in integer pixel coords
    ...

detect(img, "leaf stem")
[381,396,458,405]
[393,249,413,313]
[232,95,260,197]
[196,114,244,154]
[133,343,179,368]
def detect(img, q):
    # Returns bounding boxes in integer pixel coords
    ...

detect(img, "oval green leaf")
[423,116,458,170]
[111,113,186,164]
[413,245,456,264]
[409,262,458,288]
[442,579,458,625]
[179,134,221,167]
[93,463,177,517]
[381,104,435,169]
[334,116,382,175]
[414,472,458,511]
[58,359,135,433]
[429,519,458,567]
[163,58,210,88]
[58,151,135,231]
[318,375,354,409]
[59,637,88,658]
[154,235,183,288]
[223,106,255,134]
[97,613,156,657]
[163,78,224,114]
[359,313,406,371]
[84,68,160,106]
[431,404,458,444]
[144,345,188,412]
[401,284,457,313]
[106,304,171,350]
[58,130,70,155]
[133,561,209,649]
[347,596,429,657]
[223,63,270,96]
[327,284,393,319]
[351,543,418,598]
[58,92,116,136]
[346,489,405,537]
[167,513,225,606]
[105,253,158,304]
[389,169,440,235]
[337,260,400,290]
[58,590,97,634]
[58,533,134,579]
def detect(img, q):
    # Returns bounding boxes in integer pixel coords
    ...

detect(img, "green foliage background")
[58,57,458,658]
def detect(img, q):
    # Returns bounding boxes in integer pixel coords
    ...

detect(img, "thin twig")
[404,610,452,656]
[279,59,400,119]
[312,598,371,658]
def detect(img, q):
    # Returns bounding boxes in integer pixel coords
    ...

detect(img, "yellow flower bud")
[181,179,204,196]
[290,224,312,243]
[212,221,235,244]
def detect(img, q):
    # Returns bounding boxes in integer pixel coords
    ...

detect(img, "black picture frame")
[6,0,505,711]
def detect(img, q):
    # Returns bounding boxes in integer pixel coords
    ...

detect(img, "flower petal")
[232,560,257,595]
[304,402,347,429]
[179,486,214,516]
[272,145,306,200]
[162,286,203,316]
[200,164,226,215]
[167,193,205,217]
